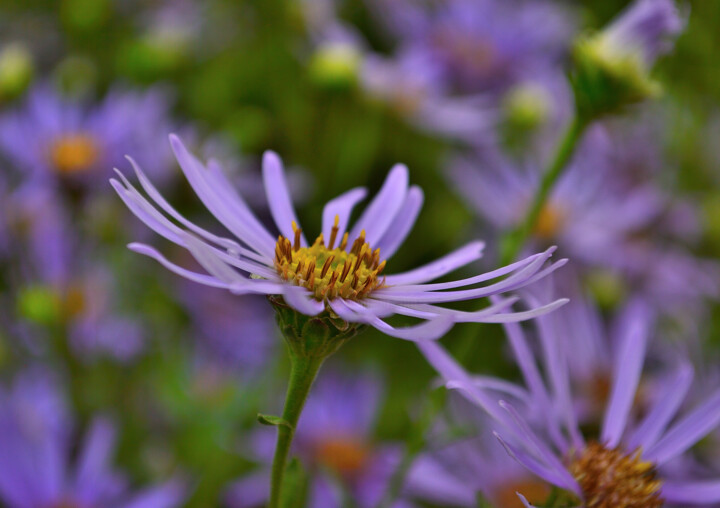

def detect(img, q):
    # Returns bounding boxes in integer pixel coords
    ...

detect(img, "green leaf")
[257,413,293,430]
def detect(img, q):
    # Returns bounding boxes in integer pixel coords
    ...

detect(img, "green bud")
[585,269,627,310]
[0,43,33,102]
[504,83,552,132]
[308,43,362,91]
[269,295,365,360]
[570,34,661,121]
[17,286,62,326]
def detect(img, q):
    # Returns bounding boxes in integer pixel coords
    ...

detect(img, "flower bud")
[0,43,33,102]
[570,0,684,119]
[308,42,362,91]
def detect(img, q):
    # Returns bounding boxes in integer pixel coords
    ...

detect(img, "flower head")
[225,370,405,507]
[112,135,567,341]
[0,85,177,189]
[419,284,720,507]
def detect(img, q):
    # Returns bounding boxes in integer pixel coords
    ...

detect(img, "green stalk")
[268,353,325,508]
[500,115,588,265]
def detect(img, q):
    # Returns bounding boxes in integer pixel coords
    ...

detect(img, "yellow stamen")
[328,215,340,249]
[274,225,387,301]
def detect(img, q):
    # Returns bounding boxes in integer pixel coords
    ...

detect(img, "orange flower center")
[314,437,370,478]
[533,203,566,240]
[49,134,99,174]
[274,216,386,301]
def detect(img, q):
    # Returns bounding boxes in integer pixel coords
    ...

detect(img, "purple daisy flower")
[406,402,552,508]
[592,0,685,70]
[367,0,574,95]
[0,84,177,190]
[449,131,720,314]
[418,293,720,506]
[3,186,145,361]
[0,369,185,508]
[111,135,567,342]
[225,369,411,507]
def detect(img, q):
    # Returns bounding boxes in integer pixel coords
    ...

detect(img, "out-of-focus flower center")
[493,478,550,508]
[313,436,370,478]
[569,441,663,508]
[435,30,496,78]
[533,203,565,240]
[49,133,100,174]
[274,216,386,301]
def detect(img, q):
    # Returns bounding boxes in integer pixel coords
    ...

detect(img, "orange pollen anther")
[569,441,663,508]
[274,215,386,301]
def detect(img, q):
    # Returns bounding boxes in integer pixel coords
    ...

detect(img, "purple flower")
[225,369,410,507]
[449,130,720,314]
[178,281,276,374]
[418,290,720,506]
[0,369,185,508]
[367,0,573,95]
[0,85,177,190]
[406,405,552,507]
[594,0,684,70]
[112,135,567,342]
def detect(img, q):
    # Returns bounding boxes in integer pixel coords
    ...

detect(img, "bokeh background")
[0,0,719,506]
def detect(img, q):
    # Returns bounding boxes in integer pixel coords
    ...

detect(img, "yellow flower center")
[274,216,386,301]
[569,441,663,508]
[49,134,100,175]
[314,436,370,478]
[493,478,551,508]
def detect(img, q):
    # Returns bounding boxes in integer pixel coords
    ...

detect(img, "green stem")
[501,115,588,265]
[269,353,325,508]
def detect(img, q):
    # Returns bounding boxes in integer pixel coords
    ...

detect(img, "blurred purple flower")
[595,0,685,69]
[407,403,551,508]
[179,281,275,374]
[225,369,411,507]
[367,0,574,95]
[418,291,720,507]
[0,84,177,191]
[0,369,185,508]
[449,129,720,313]
[112,135,567,341]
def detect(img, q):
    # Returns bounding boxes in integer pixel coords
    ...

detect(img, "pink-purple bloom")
[0,369,185,508]
[226,369,410,507]
[0,85,177,190]
[112,135,567,341]
[418,284,720,506]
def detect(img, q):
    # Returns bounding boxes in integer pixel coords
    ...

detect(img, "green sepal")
[268,295,366,360]
[257,413,293,430]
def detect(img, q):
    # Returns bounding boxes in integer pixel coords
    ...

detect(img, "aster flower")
[419,289,720,507]
[0,369,185,508]
[111,135,567,341]
[449,132,720,314]
[225,370,411,507]
[4,186,145,361]
[0,84,177,190]
[366,0,573,95]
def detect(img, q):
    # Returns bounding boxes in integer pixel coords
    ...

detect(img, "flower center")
[569,441,663,508]
[493,478,551,508]
[49,134,100,175]
[274,216,386,301]
[533,203,565,240]
[313,436,370,478]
